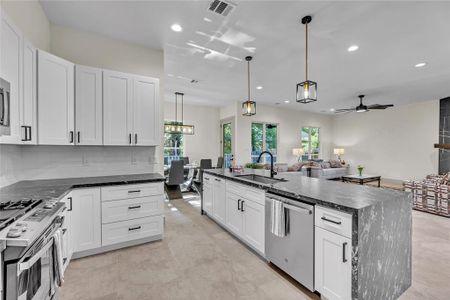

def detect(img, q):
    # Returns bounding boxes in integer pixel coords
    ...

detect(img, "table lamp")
[292,148,305,162]
[333,148,345,162]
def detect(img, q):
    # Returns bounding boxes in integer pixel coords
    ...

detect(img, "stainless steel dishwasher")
[265,193,314,291]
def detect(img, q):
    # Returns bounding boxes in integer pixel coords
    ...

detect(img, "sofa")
[286,160,348,179]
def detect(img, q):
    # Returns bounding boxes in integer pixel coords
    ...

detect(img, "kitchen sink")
[235,174,287,184]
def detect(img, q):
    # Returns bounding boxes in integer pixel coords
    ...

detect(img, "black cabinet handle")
[128,205,142,210]
[238,199,241,210]
[135,133,137,145]
[215,178,221,182]
[321,216,342,225]
[128,226,141,231]
[342,242,348,262]
[129,133,132,145]
[128,190,141,194]
[241,200,245,212]
[68,197,73,211]
[77,131,80,143]
[69,131,74,143]
[21,126,27,141]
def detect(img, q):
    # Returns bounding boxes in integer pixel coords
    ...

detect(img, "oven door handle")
[18,239,54,276]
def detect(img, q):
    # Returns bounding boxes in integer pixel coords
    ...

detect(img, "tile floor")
[60,194,450,300]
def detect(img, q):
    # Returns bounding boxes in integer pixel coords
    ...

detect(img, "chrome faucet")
[257,151,277,178]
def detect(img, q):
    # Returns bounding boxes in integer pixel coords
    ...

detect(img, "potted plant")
[357,165,364,176]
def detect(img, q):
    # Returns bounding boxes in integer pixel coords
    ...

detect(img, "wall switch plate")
[82,154,89,166]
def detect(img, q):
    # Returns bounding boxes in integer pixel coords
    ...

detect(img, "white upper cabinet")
[0,12,23,144]
[132,75,159,146]
[75,65,103,145]
[103,70,133,145]
[37,50,74,145]
[21,38,37,144]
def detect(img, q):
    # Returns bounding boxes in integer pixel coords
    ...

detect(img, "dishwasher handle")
[283,203,312,214]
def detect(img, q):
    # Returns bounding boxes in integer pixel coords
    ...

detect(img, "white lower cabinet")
[225,192,243,236]
[70,188,102,253]
[241,198,265,253]
[101,182,164,247]
[202,174,213,215]
[212,177,226,224]
[315,226,352,300]
[60,193,74,271]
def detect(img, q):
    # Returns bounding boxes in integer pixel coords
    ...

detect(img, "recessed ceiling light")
[256,86,263,90]
[415,62,426,68]
[171,24,183,32]
[284,100,290,103]
[330,108,335,112]
[203,17,212,22]
[347,45,359,52]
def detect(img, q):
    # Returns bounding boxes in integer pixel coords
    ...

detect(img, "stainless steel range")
[0,198,66,300]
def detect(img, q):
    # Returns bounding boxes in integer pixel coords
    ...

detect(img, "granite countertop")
[0,173,165,203]
[203,169,409,213]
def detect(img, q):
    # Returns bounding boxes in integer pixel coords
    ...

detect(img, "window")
[251,122,278,163]
[301,127,320,160]
[164,122,184,165]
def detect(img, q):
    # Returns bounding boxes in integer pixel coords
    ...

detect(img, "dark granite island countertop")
[0,173,165,203]
[203,168,412,300]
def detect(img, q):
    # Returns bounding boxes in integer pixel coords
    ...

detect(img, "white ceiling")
[40,0,450,113]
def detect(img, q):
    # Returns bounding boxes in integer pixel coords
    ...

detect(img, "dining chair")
[165,160,185,200]
[181,157,190,165]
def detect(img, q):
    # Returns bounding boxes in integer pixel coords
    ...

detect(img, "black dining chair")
[181,157,190,165]
[216,157,224,169]
[165,160,185,200]
[193,159,212,212]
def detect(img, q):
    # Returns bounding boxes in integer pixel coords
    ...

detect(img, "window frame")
[301,126,320,160]
[251,122,279,164]
[164,121,185,165]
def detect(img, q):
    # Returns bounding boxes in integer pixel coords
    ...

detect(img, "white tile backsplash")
[0,144,162,187]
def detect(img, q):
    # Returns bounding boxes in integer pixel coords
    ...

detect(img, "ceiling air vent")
[208,0,236,17]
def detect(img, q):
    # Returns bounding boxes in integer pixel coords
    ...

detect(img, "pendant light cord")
[305,21,308,81]
[175,93,178,123]
[248,60,251,101]
[181,93,184,125]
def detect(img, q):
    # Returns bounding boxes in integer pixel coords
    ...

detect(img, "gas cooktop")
[0,199,42,230]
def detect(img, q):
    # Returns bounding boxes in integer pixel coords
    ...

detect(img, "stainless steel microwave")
[0,77,11,136]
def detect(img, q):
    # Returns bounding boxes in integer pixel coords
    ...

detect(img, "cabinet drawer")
[226,181,265,206]
[101,183,163,201]
[102,216,163,247]
[102,195,163,224]
[315,206,352,239]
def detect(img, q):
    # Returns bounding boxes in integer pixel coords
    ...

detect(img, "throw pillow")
[289,162,303,171]
[321,162,331,169]
[329,160,343,168]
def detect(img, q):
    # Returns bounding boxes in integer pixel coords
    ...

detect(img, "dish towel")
[52,229,64,287]
[270,198,286,237]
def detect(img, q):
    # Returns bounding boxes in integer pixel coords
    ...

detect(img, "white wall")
[164,102,220,164]
[332,100,439,180]
[0,2,165,187]
[231,103,334,165]
[0,0,51,50]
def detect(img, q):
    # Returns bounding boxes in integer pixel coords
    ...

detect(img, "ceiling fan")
[335,95,394,113]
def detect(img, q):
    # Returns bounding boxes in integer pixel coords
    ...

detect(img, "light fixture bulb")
[303,83,309,99]
[171,24,183,32]
[256,86,263,90]
[415,62,426,68]
[348,45,359,52]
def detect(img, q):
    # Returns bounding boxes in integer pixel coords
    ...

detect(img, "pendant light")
[164,92,195,135]
[242,56,256,116]
[296,15,317,104]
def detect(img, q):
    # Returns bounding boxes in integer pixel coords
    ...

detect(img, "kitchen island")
[202,169,411,300]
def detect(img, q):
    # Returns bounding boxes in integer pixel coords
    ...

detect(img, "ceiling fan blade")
[367,104,394,110]
[334,108,355,114]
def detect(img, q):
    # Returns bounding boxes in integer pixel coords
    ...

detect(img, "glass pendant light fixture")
[242,56,256,116]
[296,15,317,104]
[164,92,195,135]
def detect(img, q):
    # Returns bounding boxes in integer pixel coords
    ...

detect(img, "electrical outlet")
[82,154,89,166]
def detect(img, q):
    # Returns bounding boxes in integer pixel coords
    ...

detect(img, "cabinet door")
[0,12,22,144]
[37,50,74,145]
[70,188,101,253]
[242,199,265,254]
[21,39,37,144]
[132,75,159,146]
[75,65,103,145]
[212,177,226,224]
[202,180,213,215]
[103,70,132,145]
[315,227,352,300]
[225,192,243,237]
